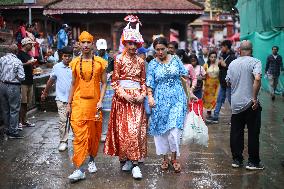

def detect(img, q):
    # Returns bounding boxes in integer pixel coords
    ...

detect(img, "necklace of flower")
[80,56,94,82]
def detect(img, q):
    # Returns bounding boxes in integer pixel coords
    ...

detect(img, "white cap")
[21,37,36,46]
[96,39,107,50]
[62,24,69,28]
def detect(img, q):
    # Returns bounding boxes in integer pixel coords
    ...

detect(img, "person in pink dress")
[189,54,206,99]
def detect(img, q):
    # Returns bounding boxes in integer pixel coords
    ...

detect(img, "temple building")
[0,0,204,49]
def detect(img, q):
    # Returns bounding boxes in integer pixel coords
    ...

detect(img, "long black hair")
[176,49,186,61]
[207,51,217,67]
[188,54,199,66]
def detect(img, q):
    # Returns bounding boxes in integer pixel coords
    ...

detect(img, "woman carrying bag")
[146,37,196,173]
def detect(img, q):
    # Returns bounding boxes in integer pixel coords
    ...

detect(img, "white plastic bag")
[182,103,209,147]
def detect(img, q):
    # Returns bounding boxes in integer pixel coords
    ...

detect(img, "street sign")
[24,0,36,4]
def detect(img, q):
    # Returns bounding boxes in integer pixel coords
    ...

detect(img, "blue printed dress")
[146,55,188,136]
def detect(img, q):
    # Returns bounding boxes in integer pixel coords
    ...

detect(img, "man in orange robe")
[66,31,107,182]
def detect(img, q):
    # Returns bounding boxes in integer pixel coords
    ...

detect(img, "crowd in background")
[2,22,251,135]
[5,21,282,142]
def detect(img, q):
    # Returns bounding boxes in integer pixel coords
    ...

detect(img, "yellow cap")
[79,31,94,42]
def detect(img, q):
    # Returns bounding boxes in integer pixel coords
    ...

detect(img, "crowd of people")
[1,15,284,183]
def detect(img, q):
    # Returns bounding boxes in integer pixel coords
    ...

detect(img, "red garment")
[16,26,27,50]
[20,26,27,38]
[104,54,147,161]
[26,31,39,58]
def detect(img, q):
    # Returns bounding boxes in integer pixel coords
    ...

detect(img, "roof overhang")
[43,9,204,15]
[0,5,43,9]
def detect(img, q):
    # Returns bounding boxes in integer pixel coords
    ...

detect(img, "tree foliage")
[0,0,22,5]
[210,0,238,11]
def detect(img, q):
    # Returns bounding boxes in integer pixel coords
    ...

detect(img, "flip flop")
[171,160,181,173]
[161,160,169,170]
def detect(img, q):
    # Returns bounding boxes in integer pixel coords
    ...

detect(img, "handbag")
[194,66,203,91]
[182,103,208,147]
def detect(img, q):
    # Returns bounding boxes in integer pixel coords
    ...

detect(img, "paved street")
[0,92,283,189]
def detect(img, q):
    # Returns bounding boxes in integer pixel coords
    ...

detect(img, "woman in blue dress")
[146,37,190,173]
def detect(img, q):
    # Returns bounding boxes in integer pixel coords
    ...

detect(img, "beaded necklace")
[80,56,94,82]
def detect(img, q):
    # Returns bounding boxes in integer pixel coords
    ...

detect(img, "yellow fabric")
[204,63,219,78]
[202,63,220,110]
[79,31,94,42]
[203,77,219,110]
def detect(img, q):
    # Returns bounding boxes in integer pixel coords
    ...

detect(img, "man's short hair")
[168,41,178,49]
[61,46,73,54]
[221,40,232,49]
[240,40,253,52]
[8,44,18,54]
[272,46,279,50]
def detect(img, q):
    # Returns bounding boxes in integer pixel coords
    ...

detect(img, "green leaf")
[0,0,23,5]
[210,0,238,11]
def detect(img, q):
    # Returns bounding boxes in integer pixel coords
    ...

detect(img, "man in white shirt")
[41,46,73,151]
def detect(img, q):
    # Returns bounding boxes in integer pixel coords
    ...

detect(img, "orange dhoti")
[71,120,102,167]
[104,89,147,161]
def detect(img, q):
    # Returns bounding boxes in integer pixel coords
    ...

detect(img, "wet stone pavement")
[0,91,283,189]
